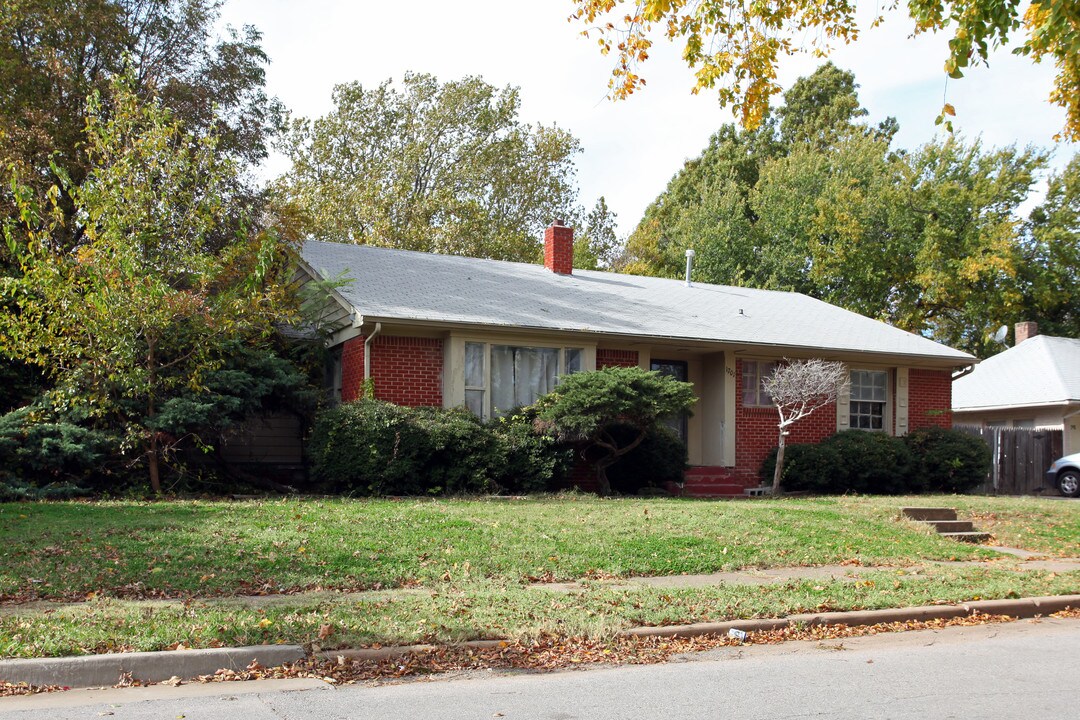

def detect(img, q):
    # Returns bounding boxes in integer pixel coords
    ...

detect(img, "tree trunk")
[595,458,613,497]
[148,431,162,495]
[771,431,787,495]
[147,337,161,495]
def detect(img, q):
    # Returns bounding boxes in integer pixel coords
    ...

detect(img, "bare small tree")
[762,359,849,494]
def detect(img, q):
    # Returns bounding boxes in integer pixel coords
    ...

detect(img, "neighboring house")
[299,221,974,495]
[953,323,1080,455]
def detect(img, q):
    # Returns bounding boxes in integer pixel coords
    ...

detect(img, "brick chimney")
[544,219,573,275]
[1015,321,1039,344]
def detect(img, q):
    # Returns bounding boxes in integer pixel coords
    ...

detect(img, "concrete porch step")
[901,507,957,522]
[940,531,993,543]
[920,519,975,533]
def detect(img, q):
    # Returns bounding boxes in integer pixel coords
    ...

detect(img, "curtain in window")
[490,346,559,415]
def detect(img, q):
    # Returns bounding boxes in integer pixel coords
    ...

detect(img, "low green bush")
[904,426,990,493]
[0,401,117,494]
[760,441,843,494]
[762,426,991,495]
[488,406,573,494]
[603,425,688,495]
[310,399,504,496]
[763,430,914,494]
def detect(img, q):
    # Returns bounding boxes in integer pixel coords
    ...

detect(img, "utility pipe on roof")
[364,322,382,382]
[684,248,695,287]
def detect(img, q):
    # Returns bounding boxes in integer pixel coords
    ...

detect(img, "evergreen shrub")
[904,426,990,493]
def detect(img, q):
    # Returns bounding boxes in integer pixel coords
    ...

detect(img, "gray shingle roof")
[301,241,973,363]
[953,335,1080,410]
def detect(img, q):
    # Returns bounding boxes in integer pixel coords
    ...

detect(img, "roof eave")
[953,399,1080,413]
[353,314,974,367]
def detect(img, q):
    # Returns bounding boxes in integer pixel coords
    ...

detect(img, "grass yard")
[2,566,1077,659]
[1,495,1076,603]
[1,494,1077,660]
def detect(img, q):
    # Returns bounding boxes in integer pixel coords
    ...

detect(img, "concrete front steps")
[902,507,992,543]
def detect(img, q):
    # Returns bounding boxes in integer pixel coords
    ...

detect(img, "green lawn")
[0,495,1035,602]
[2,495,1077,660]
[2,566,1077,659]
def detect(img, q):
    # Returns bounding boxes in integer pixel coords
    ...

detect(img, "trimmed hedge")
[761,427,990,495]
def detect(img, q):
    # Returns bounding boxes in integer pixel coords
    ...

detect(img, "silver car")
[1046,452,1080,498]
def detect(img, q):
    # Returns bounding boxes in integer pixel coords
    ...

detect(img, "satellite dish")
[991,325,1008,345]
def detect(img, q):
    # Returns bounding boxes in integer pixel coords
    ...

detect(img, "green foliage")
[151,341,317,442]
[1020,154,1080,340]
[278,73,581,262]
[0,74,293,492]
[622,63,1068,357]
[571,197,623,270]
[488,406,573,494]
[573,1,1080,142]
[904,427,991,494]
[764,428,992,495]
[0,401,115,492]
[604,425,689,495]
[0,0,281,256]
[310,400,503,496]
[763,431,915,495]
[536,366,696,495]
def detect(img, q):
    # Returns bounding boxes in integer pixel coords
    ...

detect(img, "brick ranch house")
[298,221,975,496]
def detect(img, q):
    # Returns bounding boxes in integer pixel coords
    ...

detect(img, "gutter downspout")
[952,364,975,381]
[364,322,382,383]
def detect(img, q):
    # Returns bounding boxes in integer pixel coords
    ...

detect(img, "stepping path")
[901,506,992,543]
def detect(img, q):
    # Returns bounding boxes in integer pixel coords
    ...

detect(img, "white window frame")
[462,342,586,419]
[848,368,890,432]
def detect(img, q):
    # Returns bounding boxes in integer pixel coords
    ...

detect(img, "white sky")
[219,0,1077,237]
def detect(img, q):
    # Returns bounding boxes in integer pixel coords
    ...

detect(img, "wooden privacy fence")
[955,425,1063,495]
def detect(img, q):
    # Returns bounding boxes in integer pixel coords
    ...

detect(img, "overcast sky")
[219,0,1077,237]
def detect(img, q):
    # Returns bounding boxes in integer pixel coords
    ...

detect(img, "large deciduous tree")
[621,63,1065,357]
[277,73,582,262]
[0,76,291,494]
[570,0,1080,141]
[1020,155,1080,340]
[0,0,281,254]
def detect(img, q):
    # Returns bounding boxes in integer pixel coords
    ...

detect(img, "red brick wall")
[340,335,443,407]
[544,223,574,275]
[597,348,639,369]
[733,359,837,482]
[908,368,952,429]
[341,337,365,402]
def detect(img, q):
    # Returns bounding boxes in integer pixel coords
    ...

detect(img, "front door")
[651,359,689,444]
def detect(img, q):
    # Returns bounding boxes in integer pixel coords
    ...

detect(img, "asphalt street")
[3,617,1078,719]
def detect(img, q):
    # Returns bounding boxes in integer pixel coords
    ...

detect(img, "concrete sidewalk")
[4,548,1077,617]
[2,546,1078,692]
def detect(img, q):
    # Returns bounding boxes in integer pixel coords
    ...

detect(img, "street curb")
[3,595,1078,690]
[315,640,507,663]
[616,594,1080,640]
[0,645,305,690]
